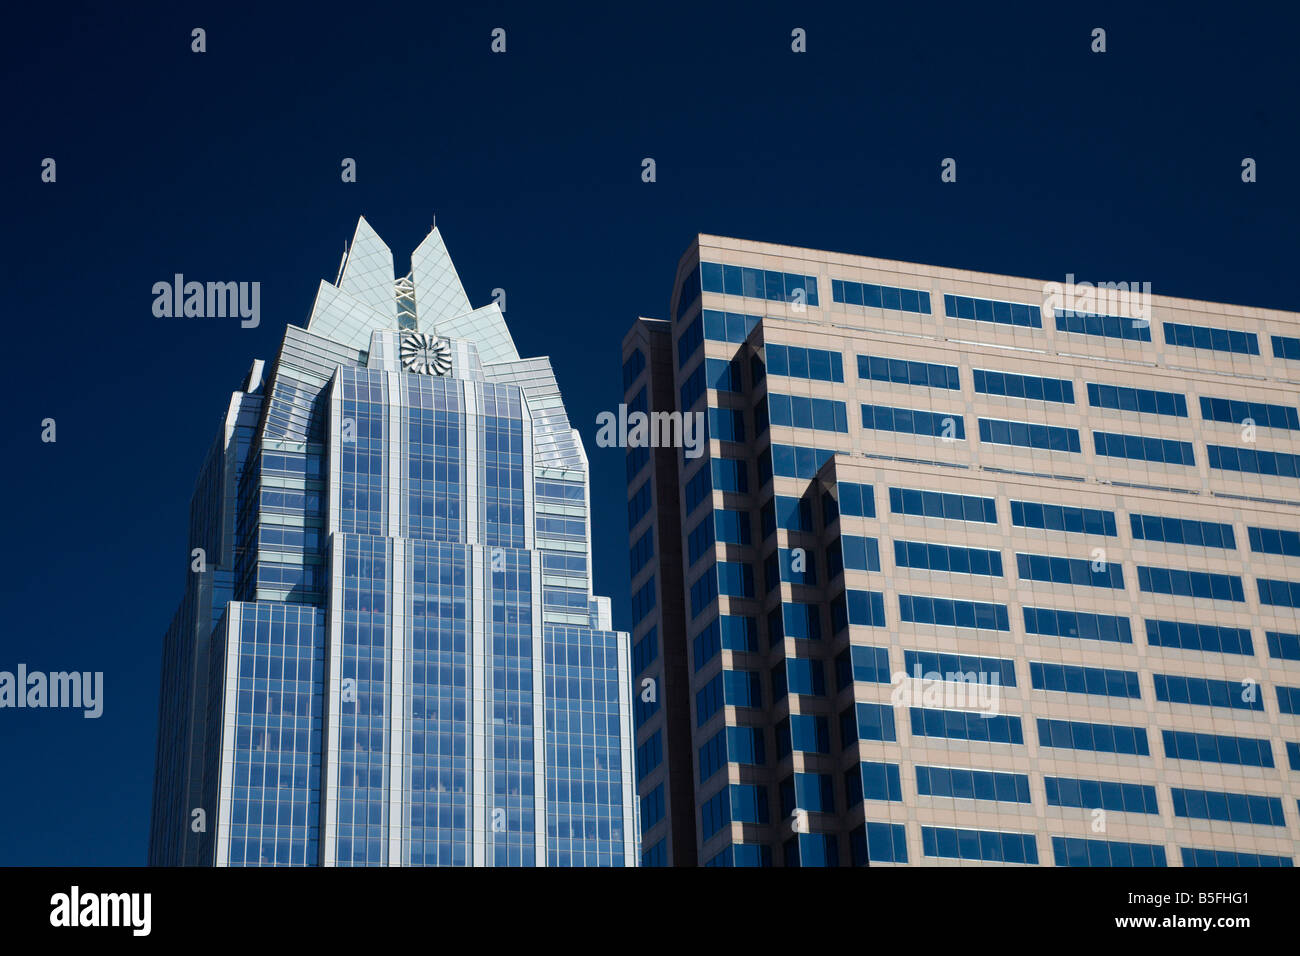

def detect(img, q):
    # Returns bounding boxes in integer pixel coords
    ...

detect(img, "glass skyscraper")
[625,234,1300,867]
[149,217,638,867]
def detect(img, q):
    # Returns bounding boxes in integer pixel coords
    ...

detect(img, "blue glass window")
[1249,526,1300,557]
[1017,552,1124,589]
[1207,444,1300,478]
[973,369,1074,403]
[862,404,965,439]
[840,535,881,573]
[631,576,656,625]
[711,457,748,494]
[676,313,703,368]
[1054,309,1151,341]
[1030,661,1141,699]
[846,761,902,804]
[629,526,654,577]
[768,343,843,382]
[835,279,931,314]
[904,650,1016,686]
[683,465,712,516]
[1181,847,1294,867]
[688,565,717,619]
[703,262,818,306]
[921,826,1038,863]
[723,669,762,709]
[1266,630,1300,661]
[842,702,896,742]
[622,349,646,390]
[778,658,825,698]
[1271,334,1300,361]
[910,708,1024,744]
[1037,718,1150,755]
[852,822,908,865]
[1086,382,1186,416]
[769,443,837,479]
[979,418,1080,452]
[1093,430,1194,465]
[1130,513,1235,549]
[1146,618,1253,655]
[778,714,829,755]
[945,294,1042,328]
[896,539,1003,576]
[728,725,765,766]
[1171,787,1285,826]
[642,784,665,830]
[636,730,662,782]
[899,594,1010,631]
[1022,606,1132,643]
[1045,776,1159,814]
[717,560,754,598]
[728,784,769,824]
[631,626,658,675]
[1052,837,1166,867]
[768,393,849,433]
[701,309,761,344]
[1164,321,1259,355]
[705,357,741,393]
[836,481,875,517]
[857,354,958,389]
[1010,500,1116,535]
[1138,565,1244,602]
[627,480,652,528]
[1200,396,1300,430]
[1154,673,1263,711]
[916,766,1031,803]
[707,406,745,443]
[832,590,888,630]
[890,487,996,523]
[836,645,890,686]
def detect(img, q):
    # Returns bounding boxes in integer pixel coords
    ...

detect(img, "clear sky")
[3,0,1297,865]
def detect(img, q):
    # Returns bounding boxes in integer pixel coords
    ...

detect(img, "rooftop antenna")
[335,240,349,285]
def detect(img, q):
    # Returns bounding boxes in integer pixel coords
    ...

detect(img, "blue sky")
[2,0,1297,864]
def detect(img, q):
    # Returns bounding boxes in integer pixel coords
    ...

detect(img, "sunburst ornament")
[399,331,452,376]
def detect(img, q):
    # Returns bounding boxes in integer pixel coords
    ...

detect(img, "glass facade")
[150,217,637,866]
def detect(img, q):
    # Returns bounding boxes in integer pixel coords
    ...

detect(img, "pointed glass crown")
[305,215,520,365]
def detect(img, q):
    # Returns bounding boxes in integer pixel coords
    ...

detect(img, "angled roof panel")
[304,280,397,353]
[337,216,397,320]
[435,303,520,365]
[410,227,473,327]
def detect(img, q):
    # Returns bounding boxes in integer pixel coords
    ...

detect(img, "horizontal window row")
[702,262,819,306]
[946,294,1042,328]
[766,343,844,382]
[858,354,959,390]
[974,368,1074,404]
[768,393,849,432]
[891,487,997,523]
[834,279,931,314]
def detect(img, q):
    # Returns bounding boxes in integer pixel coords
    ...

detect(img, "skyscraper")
[624,234,1300,867]
[149,217,638,867]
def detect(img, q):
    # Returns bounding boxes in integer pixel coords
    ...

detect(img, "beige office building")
[622,234,1300,866]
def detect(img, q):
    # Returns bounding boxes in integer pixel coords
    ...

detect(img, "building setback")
[149,217,637,866]
[624,234,1300,867]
